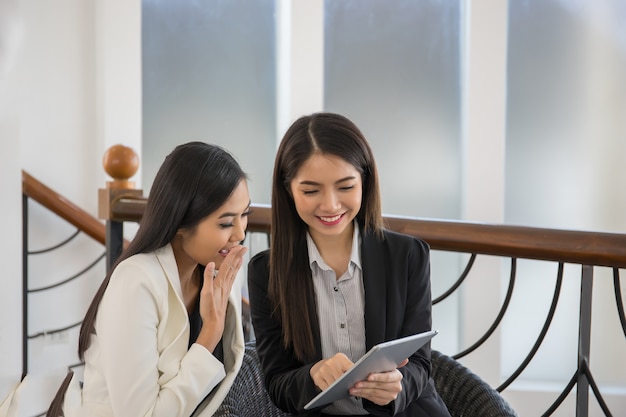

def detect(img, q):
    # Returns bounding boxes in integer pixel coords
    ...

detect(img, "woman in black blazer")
[248,112,450,417]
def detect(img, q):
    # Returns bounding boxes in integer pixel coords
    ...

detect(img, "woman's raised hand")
[196,245,248,352]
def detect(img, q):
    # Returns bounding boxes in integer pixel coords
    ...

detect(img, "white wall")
[0,0,24,399]
[276,0,324,141]
[459,0,508,383]
[0,0,141,414]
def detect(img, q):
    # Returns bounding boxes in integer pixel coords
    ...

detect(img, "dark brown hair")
[269,112,383,361]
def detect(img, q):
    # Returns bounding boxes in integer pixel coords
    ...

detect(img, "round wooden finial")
[103,144,139,189]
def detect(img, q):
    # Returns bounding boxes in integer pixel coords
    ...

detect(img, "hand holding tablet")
[304,330,438,410]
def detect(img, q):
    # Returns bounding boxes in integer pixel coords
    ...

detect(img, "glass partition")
[142,0,277,204]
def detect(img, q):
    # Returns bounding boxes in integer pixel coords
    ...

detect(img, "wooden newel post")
[98,144,142,273]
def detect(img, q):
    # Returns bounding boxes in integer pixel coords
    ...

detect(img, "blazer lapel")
[361,232,387,349]
[154,244,190,350]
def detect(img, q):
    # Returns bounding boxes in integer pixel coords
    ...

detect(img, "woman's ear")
[177,225,198,239]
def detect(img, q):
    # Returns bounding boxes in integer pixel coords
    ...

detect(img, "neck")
[170,234,198,285]
[309,222,354,261]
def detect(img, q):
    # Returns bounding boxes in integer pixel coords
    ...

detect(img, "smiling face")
[290,153,363,243]
[176,179,250,270]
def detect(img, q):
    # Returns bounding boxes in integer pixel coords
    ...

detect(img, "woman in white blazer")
[48,142,250,417]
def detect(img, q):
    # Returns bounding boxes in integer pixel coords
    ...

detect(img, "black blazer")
[248,228,450,417]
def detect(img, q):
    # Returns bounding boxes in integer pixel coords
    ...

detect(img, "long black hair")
[269,112,383,361]
[78,142,247,359]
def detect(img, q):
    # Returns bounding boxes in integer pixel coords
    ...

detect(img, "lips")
[218,248,231,256]
[318,213,344,225]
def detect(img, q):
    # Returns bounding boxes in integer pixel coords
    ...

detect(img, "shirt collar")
[306,222,362,272]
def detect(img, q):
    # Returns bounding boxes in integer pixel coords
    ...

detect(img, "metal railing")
[21,168,626,416]
[21,171,111,378]
[106,200,626,417]
[21,171,111,417]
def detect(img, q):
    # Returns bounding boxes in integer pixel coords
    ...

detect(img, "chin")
[317,225,349,236]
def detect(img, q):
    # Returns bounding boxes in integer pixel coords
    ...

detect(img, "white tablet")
[304,330,438,410]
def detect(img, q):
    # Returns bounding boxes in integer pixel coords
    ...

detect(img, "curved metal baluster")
[542,370,578,417]
[544,360,615,417]
[580,361,614,417]
[68,361,84,370]
[497,262,564,392]
[453,257,517,360]
[614,268,626,339]
[27,229,80,255]
[29,252,106,292]
[28,320,82,339]
[433,253,476,305]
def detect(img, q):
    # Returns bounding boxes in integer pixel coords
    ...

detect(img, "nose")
[231,218,247,243]
[320,190,341,212]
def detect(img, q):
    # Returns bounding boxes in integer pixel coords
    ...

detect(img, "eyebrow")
[218,201,251,219]
[299,176,356,186]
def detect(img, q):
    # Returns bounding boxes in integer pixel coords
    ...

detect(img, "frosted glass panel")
[324,0,462,220]
[506,0,626,232]
[142,0,276,204]
[504,0,626,385]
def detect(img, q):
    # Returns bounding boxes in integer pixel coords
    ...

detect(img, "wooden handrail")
[23,164,626,270]
[384,215,626,269]
[110,195,148,223]
[111,198,626,269]
[22,170,108,245]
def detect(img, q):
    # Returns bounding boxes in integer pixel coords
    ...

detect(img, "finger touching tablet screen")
[304,330,438,410]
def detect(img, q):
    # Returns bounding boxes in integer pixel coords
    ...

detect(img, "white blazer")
[64,244,245,417]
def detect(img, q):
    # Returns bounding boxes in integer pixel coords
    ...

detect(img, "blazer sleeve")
[95,257,225,417]
[247,251,321,414]
[395,236,434,414]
